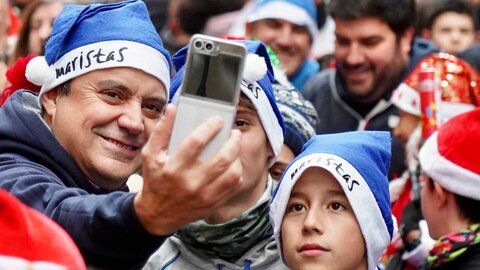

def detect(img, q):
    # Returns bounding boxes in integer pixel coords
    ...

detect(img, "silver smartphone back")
[168,35,247,159]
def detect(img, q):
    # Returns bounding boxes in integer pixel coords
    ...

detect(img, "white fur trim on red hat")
[419,132,480,200]
[391,82,420,116]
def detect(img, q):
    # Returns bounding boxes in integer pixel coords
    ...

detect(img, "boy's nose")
[302,210,324,235]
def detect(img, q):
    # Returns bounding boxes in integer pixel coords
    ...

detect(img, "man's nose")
[275,25,294,47]
[345,43,365,66]
[118,102,144,135]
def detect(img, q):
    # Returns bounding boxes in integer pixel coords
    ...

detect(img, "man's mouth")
[343,65,372,80]
[102,136,141,152]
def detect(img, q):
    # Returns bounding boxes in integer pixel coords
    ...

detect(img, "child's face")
[393,111,420,146]
[233,100,272,196]
[281,167,367,270]
[430,12,476,55]
[269,144,296,181]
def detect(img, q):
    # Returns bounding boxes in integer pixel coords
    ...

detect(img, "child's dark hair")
[455,194,480,224]
[426,177,480,223]
[426,0,479,31]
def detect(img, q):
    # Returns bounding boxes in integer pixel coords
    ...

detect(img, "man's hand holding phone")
[135,104,243,236]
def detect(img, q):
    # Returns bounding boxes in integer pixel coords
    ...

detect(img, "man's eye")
[104,91,120,99]
[143,103,162,112]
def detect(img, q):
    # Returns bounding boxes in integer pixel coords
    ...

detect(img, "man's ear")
[41,89,59,119]
[400,27,415,57]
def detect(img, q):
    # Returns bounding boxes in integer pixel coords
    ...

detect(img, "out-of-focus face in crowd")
[429,11,476,55]
[28,1,64,55]
[269,144,295,181]
[334,17,412,104]
[0,0,10,58]
[247,19,312,77]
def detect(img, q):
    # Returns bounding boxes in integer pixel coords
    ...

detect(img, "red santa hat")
[0,55,41,107]
[0,189,86,270]
[392,53,480,125]
[419,108,480,200]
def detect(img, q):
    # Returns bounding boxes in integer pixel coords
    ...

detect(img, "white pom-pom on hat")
[243,53,267,82]
[25,56,55,86]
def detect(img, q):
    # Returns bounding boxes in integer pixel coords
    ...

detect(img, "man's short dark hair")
[426,0,478,31]
[328,0,415,38]
[40,81,71,115]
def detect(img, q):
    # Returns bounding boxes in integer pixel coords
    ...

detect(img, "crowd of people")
[0,0,479,270]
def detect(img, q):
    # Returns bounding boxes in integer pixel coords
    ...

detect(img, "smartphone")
[168,34,247,159]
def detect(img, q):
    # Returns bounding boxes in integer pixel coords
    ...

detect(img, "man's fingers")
[201,129,242,183]
[203,158,243,205]
[173,115,225,161]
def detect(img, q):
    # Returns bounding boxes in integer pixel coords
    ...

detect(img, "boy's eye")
[287,203,306,213]
[234,119,248,128]
[269,168,283,181]
[329,202,346,211]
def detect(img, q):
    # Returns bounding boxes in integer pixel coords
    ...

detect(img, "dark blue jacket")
[0,91,165,270]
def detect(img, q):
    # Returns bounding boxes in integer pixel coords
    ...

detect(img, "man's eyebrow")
[97,80,132,95]
[143,96,167,105]
[97,79,167,103]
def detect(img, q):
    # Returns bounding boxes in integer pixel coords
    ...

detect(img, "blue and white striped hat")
[26,0,172,103]
[270,131,397,270]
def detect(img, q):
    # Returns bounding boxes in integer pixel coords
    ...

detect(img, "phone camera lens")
[194,41,203,49]
[205,42,213,51]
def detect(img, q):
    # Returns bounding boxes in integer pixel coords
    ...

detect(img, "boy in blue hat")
[0,1,244,269]
[144,39,288,270]
[270,131,397,270]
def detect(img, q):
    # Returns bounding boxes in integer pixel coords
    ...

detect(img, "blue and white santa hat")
[170,39,285,163]
[25,0,172,103]
[247,0,318,41]
[270,131,397,270]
